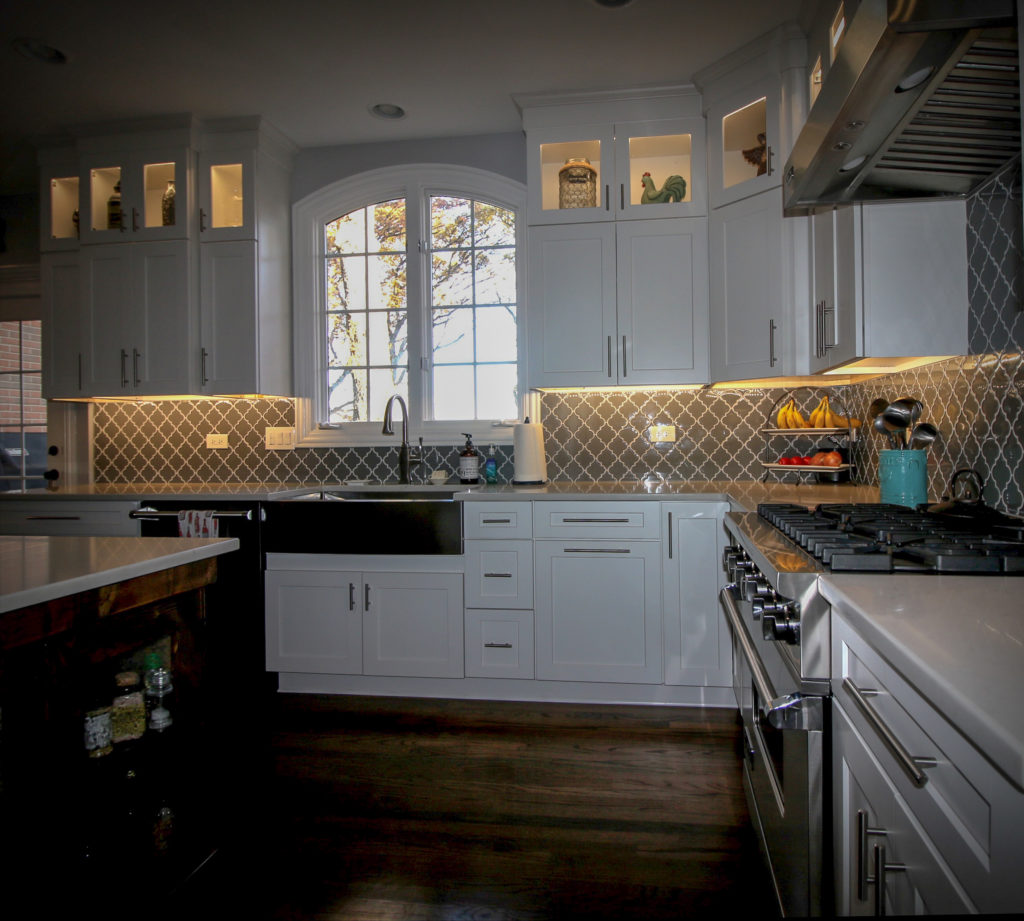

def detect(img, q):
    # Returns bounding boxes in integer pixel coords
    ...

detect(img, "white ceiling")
[1,0,812,195]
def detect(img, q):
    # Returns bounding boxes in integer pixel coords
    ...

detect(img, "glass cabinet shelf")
[722,97,768,190]
[89,166,122,233]
[143,161,176,230]
[209,162,244,229]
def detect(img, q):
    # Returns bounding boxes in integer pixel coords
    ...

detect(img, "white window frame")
[292,164,527,448]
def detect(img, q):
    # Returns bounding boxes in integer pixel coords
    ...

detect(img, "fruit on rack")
[808,395,861,429]
[775,398,810,429]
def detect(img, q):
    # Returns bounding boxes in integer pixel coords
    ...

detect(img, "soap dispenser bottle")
[458,433,480,484]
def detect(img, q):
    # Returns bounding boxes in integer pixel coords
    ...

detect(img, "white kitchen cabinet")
[661,503,730,688]
[708,187,785,381]
[534,539,662,684]
[40,253,85,398]
[264,569,363,674]
[464,539,533,610]
[464,608,534,680]
[265,556,463,680]
[39,148,80,253]
[519,89,707,225]
[807,200,968,373]
[77,131,194,244]
[527,218,709,387]
[832,612,1024,915]
[0,499,140,536]
[197,119,294,396]
[362,571,463,679]
[463,502,533,540]
[80,240,195,396]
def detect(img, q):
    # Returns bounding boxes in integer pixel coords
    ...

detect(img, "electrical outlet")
[265,426,296,450]
[206,433,229,449]
[648,424,676,444]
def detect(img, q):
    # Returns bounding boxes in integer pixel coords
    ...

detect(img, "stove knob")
[740,574,771,602]
[762,611,800,645]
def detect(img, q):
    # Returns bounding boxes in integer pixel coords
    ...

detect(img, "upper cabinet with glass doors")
[76,124,195,244]
[198,151,254,241]
[39,147,80,253]
[519,89,707,224]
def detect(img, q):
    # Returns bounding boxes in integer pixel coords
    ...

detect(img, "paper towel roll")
[513,421,547,484]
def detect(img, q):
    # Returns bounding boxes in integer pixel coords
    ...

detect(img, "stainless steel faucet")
[381,394,422,484]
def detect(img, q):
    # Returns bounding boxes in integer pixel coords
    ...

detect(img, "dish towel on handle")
[177,509,220,538]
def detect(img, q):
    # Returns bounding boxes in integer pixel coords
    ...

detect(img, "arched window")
[292,165,526,446]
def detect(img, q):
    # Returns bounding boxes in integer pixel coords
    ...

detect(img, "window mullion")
[405,188,427,426]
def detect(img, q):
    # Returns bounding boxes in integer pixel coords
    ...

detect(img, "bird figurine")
[742,133,768,175]
[639,172,687,204]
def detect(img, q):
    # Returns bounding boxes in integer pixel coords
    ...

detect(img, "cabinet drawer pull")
[26,515,81,521]
[873,843,906,916]
[483,572,513,578]
[349,582,356,612]
[843,678,937,787]
[120,348,129,388]
[484,642,513,649]
[364,584,371,609]
[607,335,613,378]
[560,517,630,523]
[563,548,630,554]
[481,518,511,524]
[857,810,887,902]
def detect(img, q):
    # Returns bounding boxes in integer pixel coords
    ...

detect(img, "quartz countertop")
[3,479,884,510]
[0,535,240,613]
[820,573,1024,790]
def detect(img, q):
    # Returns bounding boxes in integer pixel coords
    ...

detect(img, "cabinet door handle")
[604,185,610,211]
[484,642,513,649]
[667,511,673,559]
[483,572,513,578]
[822,303,835,352]
[364,583,371,609]
[132,348,141,387]
[621,335,627,378]
[26,515,81,521]
[563,548,630,554]
[120,348,129,388]
[620,183,625,211]
[349,582,356,611]
[201,347,210,386]
[769,319,777,368]
[873,843,906,916]
[481,518,511,524]
[857,810,887,902]
[843,679,937,787]
[560,517,630,523]
[607,336,613,378]
[200,208,207,233]
[765,144,774,177]
[132,207,139,233]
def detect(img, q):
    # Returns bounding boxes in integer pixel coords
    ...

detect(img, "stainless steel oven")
[721,512,830,918]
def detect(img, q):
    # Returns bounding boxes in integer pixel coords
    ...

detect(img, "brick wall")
[0,320,46,430]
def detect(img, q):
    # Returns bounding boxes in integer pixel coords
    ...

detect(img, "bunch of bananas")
[775,395,861,429]
[808,395,861,429]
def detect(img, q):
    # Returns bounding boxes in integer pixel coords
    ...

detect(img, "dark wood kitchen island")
[0,535,238,914]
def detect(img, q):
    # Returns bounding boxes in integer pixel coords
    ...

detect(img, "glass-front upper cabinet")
[39,149,80,252]
[707,78,781,208]
[527,118,707,224]
[198,149,255,241]
[79,146,191,243]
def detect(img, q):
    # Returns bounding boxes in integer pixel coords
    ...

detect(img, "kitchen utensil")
[866,397,889,422]
[874,413,900,450]
[908,422,938,451]
[881,400,915,447]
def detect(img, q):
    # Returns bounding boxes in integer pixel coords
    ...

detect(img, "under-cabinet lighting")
[50,393,292,403]
[821,356,952,375]
[534,384,705,394]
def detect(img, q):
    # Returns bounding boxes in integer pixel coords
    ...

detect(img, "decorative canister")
[107,181,122,230]
[558,157,597,209]
[111,671,146,744]
[161,179,176,227]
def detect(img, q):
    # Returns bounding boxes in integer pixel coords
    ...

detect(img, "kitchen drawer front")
[833,615,1024,913]
[533,501,660,539]
[0,500,140,536]
[463,502,533,539]
[465,609,535,679]
[464,539,533,609]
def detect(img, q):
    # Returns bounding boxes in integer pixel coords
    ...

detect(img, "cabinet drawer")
[833,615,1023,913]
[463,502,532,539]
[533,501,660,539]
[465,609,534,679]
[464,540,533,609]
[0,500,140,536]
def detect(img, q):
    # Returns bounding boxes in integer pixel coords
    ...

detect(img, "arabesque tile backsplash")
[92,167,1024,516]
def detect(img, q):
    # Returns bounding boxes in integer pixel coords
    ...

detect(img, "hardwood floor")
[175,695,778,920]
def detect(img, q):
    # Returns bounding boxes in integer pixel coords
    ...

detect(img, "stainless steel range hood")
[783,0,1019,216]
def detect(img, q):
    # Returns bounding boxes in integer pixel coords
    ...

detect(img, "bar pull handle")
[364,583,371,609]
[132,207,140,233]
[26,515,81,521]
[765,144,774,177]
[667,511,673,559]
[201,347,210,386]
[621,335,627,378]
[769,319,777,367]
[200,208,207,233]
[132,348,141,387]
[481,518,511,524]
[483,572,513,579]
[844,679,937,787]
[349,582,356,612]
[560,517,630,523]
[607,336,613,378]
[620,183,624,211]
[604,185,610,211]
[120,348,129,388]
[873,843,905,916]
[563,548,631,554]
[857,810,887,902]
[484,642,513,649]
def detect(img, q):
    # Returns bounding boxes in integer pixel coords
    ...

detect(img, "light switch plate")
[206,433,229,449]
[648,424,676,444]
[265,427,296,450]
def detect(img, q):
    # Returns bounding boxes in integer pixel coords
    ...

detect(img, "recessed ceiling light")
[369,103,406,120]
[11,37,67,64]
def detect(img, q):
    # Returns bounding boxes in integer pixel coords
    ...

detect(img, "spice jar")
[558,158,597,209]
[111,671,146,744]
[84,704,113,758]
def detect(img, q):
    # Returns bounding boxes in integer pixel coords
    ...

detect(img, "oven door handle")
[130,507,263,521]
[720,585,823,732]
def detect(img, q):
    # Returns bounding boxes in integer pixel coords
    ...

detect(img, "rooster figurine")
[640,171,687,204]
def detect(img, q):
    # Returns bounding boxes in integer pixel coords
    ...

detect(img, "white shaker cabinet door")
[534,540,662,684]
[265,569,363,675]
[200,239,259,394]
[361,571,464,679]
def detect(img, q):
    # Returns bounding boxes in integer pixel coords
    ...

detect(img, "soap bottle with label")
[484,446,497,484]
[458,433,480,484]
